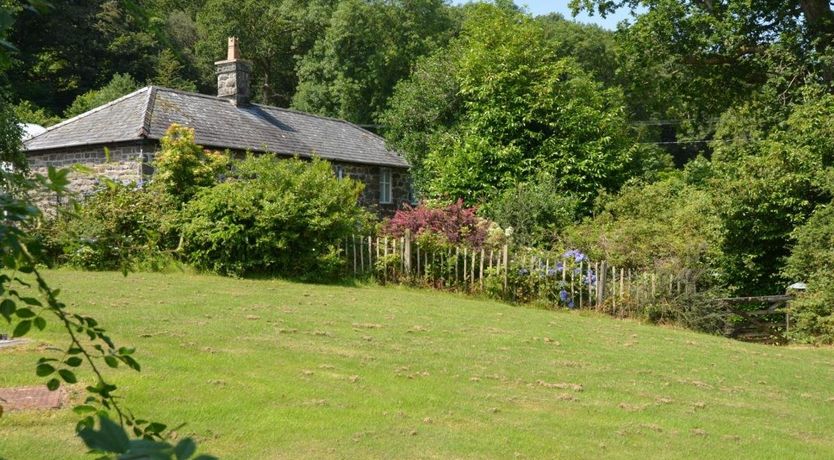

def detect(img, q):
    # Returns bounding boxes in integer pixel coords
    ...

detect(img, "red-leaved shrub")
[383,199,490,248]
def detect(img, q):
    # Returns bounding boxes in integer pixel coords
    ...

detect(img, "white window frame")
[379,167,392,204]
[335,165,344,180]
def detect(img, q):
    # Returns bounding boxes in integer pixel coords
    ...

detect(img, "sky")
[450,1,639,30]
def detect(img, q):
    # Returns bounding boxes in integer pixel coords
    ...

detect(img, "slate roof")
[23,86,409,168]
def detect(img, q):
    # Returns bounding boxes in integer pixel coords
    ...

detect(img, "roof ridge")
[25,87,151,144]
[139,86,158,137]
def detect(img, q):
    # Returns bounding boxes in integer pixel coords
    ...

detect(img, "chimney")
[215,37,251,106]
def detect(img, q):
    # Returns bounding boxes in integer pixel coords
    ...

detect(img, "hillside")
[1,271,833,459]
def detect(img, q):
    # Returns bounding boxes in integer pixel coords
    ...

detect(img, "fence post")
[404,231,411,276]
[502,244,509,293]
[463,247,468,290]
[352,235,357,275]
[479,248,485,291]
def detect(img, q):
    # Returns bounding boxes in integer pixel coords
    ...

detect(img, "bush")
[153,124,228,203]
[481,172,580,248]
[39,182,176,271]
[178,155,370,278]
[383,199,494,249]
[783,203,834,343]
[561,174,723,283]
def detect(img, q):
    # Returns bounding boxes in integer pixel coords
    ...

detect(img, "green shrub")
[562,174,723,282]
[481,172,580,248]
[178,155,371,278]
[40,182,176,271]
[784,203,834,343]
[153,124,228,204]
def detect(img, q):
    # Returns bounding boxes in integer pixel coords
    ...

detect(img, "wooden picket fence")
[344,231,701,310]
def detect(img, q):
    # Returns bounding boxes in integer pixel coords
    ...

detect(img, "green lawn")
[1,271,833,459]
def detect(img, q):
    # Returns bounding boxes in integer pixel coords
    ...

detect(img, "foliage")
[12,100,60,126]
[386,5,639,207]
[152,124,228,203]
[195,0,335,106]
[63,73,140,119]
[562,173,723,282]
[783,203,834,343]
[0,97,25,173]
[709,92,834,294]
[383,199,492,249]
[481,172,580,248]
[571,0,834,141]
[153,48,197,92]
[78,414,215,460]
[40,182,176,271]
[0,93,207,456]
[8,0,159,112]
[292,0,456,125]
[179,155,369,277]
[378,50,461,193]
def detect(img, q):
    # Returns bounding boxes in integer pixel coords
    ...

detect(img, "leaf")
[144,422,167,435]
[64,356,83,367]
[34,316,46,331]
[77,415,130,454]
[121,355,141,371]
[12,320,31,337]
[58,369,77,384]
[36,363,56,377]
[0,299,14,321]
[104,356,119,368]
[19,297,42,306]
[118,347,135,355]
[46,378,60,391]
[174,438,197,460]
[14,308,35,318]
[72,404,97,415]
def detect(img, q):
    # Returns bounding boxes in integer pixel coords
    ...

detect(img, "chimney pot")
[227,36,240,60]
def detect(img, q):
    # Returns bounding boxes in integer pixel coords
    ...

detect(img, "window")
[379,168,392,204]
[335,165,344,180]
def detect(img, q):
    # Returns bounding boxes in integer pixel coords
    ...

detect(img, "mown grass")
[1,270,834,459]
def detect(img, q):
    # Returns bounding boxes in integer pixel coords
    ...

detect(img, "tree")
[570,0,834,141]
[391,5,639,207]
[154,48,197,92]
[292,0,456,124]
[63,73,140,119]
[708,91,834,294]
[7,0,160,113]
[195,0,336,106]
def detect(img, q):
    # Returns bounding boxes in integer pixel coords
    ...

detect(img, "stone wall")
[332,162,411,215]
[26,142,147,205]
[26,141,411,214]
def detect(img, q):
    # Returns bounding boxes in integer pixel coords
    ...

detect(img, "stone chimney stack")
[215,37,251,106]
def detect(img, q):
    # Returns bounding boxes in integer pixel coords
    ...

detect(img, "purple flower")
[518,268,529,276]
[559,290,569,302]
[563,249,587,263]
[547,268,558,277]
[568,300,575,309]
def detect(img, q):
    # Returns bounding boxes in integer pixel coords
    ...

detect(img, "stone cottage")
[23,38,411,213]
